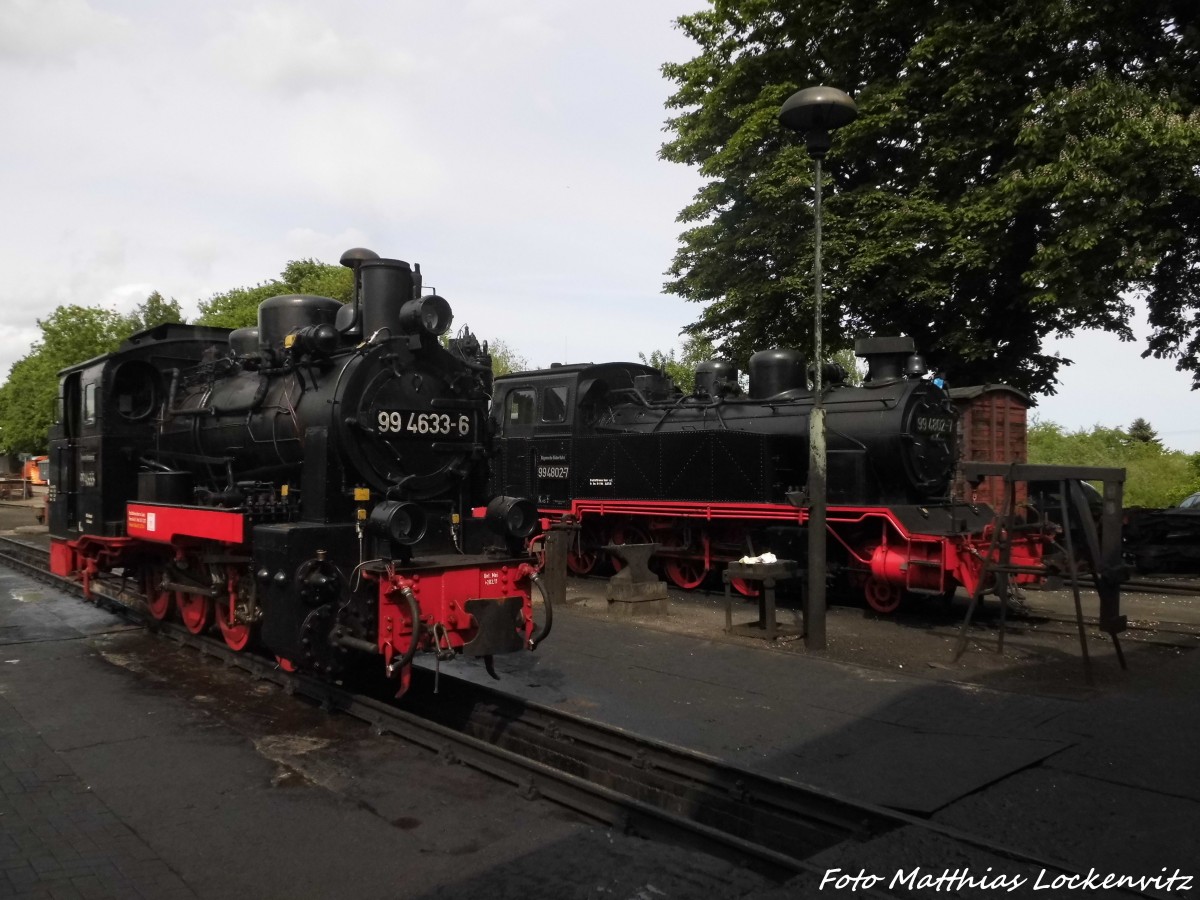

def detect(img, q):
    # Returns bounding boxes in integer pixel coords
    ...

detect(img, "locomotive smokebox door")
[462,598,525,656]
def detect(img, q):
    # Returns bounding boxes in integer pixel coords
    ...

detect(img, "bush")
[1028,420,1200,508]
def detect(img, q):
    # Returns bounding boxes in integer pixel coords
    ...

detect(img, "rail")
[0,534,1179,895]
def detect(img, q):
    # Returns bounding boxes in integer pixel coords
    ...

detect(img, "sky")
[1,0,1197,452]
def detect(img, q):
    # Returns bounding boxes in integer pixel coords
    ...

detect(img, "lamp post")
[779,86,857,651]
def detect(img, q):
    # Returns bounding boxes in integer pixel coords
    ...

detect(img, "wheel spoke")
[664,558,707,590]
[567,524,600,575]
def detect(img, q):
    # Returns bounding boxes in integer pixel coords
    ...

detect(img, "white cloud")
[0,326,41,376]
[7,0,1190,458]
[207,4,411,95]
[0,0,129,66]
[462,0,560,50]
[283,227,373,260]
[278,104,448,214]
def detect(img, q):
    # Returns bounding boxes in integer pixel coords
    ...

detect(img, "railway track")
[0,534,1173,893]
[0,533,888,877]
[1112,576,1200,597]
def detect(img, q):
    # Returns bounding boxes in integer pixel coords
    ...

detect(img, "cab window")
[83,382,98,425]
[507,389,536,425]
[61,373,81,438]
[541,386,568,423]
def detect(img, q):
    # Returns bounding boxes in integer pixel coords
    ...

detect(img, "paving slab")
[440,615,1080,812]
[3,542,1200,894]
[0,570,773,900]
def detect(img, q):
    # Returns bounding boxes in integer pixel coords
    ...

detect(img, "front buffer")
[360,556,546,695]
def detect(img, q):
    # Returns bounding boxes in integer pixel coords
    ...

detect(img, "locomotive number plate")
[377,410,473,439]
[916,415,954,435]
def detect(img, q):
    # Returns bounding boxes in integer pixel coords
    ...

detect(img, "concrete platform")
[445,582,1200,890]
[3,509,1198,897]
[0,567,768,900]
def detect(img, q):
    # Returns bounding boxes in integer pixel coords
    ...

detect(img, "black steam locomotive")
[48,248,547,693]
[491,337,1043,611]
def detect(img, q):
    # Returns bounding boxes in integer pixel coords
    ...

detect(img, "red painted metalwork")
[50,535,139,598]
[363,560,537,693]
[864,576,903,613]
[529,495,1053,613]
[216,567,252,651]
[568,499,807,524]
[217,611,251,650]
[177,593,212,634]
[49,540,76,577]
[566,521,601,575]
[729,578,761,598]
[869,540,946,594]
[126,503,245,545]
[663,559,707,590]
[369,561,536,651]
[143,571,173,621]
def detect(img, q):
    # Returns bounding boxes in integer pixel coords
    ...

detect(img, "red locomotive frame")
[539,497,1048,613]
[51,501,540,694]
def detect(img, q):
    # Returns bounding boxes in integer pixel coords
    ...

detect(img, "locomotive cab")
[48,324,234,540]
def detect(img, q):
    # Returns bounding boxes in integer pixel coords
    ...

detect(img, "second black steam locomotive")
[48,248,548,694]
[490,337,1045,611]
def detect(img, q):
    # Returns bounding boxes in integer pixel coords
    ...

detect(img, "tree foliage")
[132,291,185,332]
[1127,417,1162,446]
[488,339,529,377]
[1028,419,1199,507]
[0,293,184,454]
[639,333,717,393]
[196,259,354,329]
[639,335,864,392]
[661,0,1200,396]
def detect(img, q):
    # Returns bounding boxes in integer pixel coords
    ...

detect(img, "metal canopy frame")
[955,462,1128,681]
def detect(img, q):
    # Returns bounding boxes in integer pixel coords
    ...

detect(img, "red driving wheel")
[177,593,212,634]
[144,572,173,621]
[729,577,761,598]
[608,523,650,572]
[864,577,903,614]
[660,533,707,590]
[567,524,600,575]
[664,558,708,590]
[216,602,252,651]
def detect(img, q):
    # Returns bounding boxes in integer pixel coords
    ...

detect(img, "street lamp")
[779,85,857,651]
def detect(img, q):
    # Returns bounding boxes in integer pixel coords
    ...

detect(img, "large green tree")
[131,291,185,332]
[196,259,354,328]
[661,0,1200,395]
[2,308,132,453]
[639,333,717,392]
[0,293,185,453]
[488,339,529,377]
